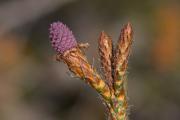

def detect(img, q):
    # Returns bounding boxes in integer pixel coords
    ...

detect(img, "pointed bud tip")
[120,22,133,37]
[100,31,106,37]
[100,31,110,39]
[125,22,133,34]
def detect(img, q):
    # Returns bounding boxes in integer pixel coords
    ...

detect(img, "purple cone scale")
[49,21,77,54]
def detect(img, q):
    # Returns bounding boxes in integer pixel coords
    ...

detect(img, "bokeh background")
[0,0,180,120]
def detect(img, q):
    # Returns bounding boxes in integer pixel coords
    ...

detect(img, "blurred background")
[0,0,180,120]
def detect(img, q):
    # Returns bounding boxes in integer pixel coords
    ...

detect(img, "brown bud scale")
[98,31,114,90]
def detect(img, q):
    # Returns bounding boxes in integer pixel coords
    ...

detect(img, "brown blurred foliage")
[152,6,180,72]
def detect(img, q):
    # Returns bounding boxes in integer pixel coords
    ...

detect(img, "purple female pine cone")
[49,21,77,54]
